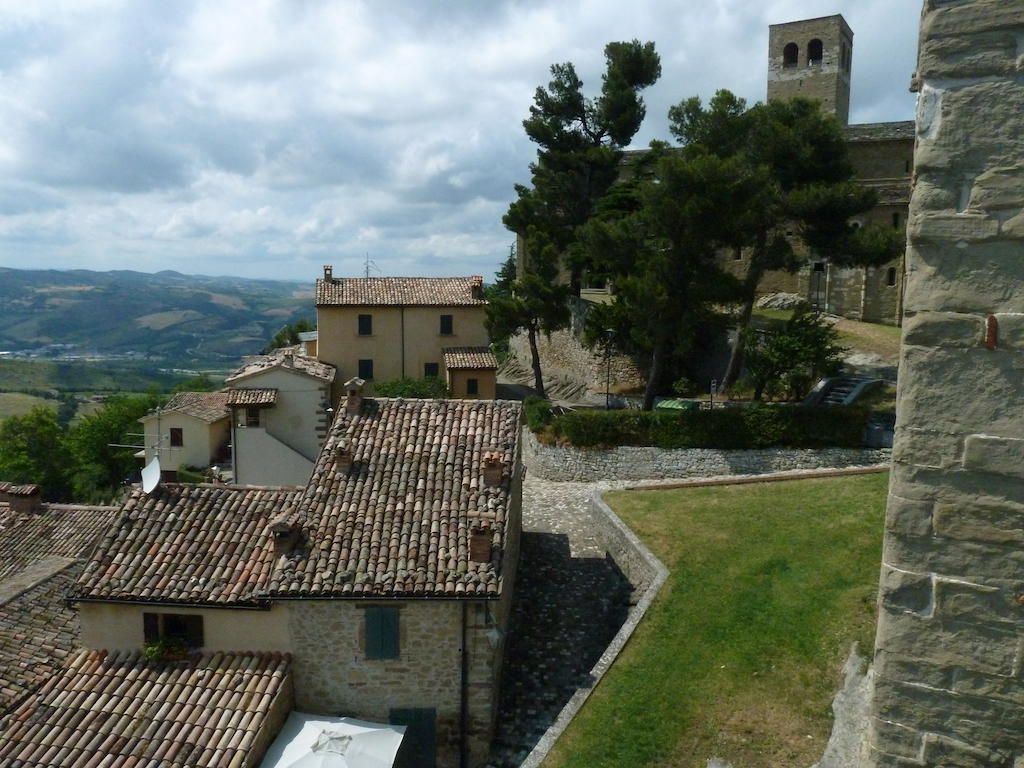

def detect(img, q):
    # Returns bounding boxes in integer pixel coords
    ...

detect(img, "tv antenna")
[364,253,380,278]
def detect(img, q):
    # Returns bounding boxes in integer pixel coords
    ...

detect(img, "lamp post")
[605,328,615,410]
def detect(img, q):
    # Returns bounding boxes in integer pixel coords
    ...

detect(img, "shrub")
[523,397,554,432]
[374,376,449,399]
[547,404,869,449]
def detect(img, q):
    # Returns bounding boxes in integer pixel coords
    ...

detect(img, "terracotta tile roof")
[845,120,916,143]
[6,485,39,497]
[225,350,336,385]
[315,276,486,307]
[227,388,278,407]
[0,503,117,584]
[0,562,81,717]
[443,346,498,370]
[267,397,522,598]
[144,391,231,424]
[0,649,292,767]
[72,485,301,607]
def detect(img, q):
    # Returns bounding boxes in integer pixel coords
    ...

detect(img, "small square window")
[245,407,260,428]
[358,359,374,380]
[358,314,373,336]
[439,315,453,335]
[169,427,183,447]
[365,606,399,659]
[892,212,901,229]
[424,362,439,378]
[467,378,479,396]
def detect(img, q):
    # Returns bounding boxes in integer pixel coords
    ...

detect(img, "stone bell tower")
[767,14,853,126]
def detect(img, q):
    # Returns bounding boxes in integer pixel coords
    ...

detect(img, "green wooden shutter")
[366,606,399,659]
[390,708,436,768]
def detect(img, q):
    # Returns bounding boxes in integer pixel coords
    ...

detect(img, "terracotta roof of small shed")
[227,388,278,407]
[267,397,522,599]
[142,391,231,424]
[845,120,915,143]
[0,502,117,584]
[72,485,301,606]
[225,351,336,385]
[443,346,498,370]
[315,276,486,307]
[0,649,291,767]
[0,562,81,717]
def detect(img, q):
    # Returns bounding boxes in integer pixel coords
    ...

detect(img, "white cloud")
[0,0,920,281]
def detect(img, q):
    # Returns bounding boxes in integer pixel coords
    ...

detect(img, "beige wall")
[78,602,293,652]
[140,412,229,472]
[316,305,489,396]
[446,369,497,399]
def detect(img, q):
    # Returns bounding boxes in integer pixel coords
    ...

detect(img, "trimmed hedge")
[546,404,869,449]
[523,396,554,433]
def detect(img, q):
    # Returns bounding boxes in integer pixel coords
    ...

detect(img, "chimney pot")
[270,515,302,557]
[0,481,10,505]
[482,451,504,487]
[7,484,42,514]
[335,438,354,474]
[344,377,365,414]
[469,522,492,564]
[324,264,334,281]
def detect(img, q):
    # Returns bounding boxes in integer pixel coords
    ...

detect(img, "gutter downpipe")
[400,306,406,378]
[460,600,469,768]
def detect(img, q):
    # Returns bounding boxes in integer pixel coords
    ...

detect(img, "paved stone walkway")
[486,475,632,768]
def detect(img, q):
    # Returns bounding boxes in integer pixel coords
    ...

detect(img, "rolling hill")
[0,268,313,365]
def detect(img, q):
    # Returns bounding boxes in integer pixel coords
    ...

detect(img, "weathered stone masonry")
[867,2,1024,766]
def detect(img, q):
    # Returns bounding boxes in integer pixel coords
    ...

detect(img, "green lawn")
[545,472,887,768]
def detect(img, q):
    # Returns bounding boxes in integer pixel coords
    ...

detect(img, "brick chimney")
[344,377,365,414]
[335,438,354,474]
[282,349,294,366]
[323,264,334,281]
[469,521,492,564]
[8,484,42,514]
[482,451,505,487]
[0,481,10,505]
[470,275,483,300]
[270,514,303,557]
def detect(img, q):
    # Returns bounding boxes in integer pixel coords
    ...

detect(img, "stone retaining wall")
[523,429,891,482]
[519,489,668,767]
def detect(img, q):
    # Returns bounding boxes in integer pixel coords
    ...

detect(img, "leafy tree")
[66,393,163,502]
[580,147,763,409]
[497,41,661,397]
[668,91,904,388]
[0,407,73,500]
[743,309,846,401]
[373,377,449,399]
[173,372,219,393]
[264,318,315,352]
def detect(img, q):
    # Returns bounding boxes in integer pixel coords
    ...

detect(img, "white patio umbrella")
[260,712,407,768]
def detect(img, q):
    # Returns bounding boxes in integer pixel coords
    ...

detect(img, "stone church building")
[743,14,913,326]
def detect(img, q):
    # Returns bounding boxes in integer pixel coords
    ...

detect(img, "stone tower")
[867,1,1024,765]
[767,15,853,125]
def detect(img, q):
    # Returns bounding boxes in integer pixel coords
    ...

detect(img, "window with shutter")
[365,606,400,659]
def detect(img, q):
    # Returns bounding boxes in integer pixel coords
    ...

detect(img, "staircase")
[803,376,883,407]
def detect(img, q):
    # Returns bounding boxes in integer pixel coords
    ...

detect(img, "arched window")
[808,39,823,66]
[886,267,897,287]
[783,43,799,68]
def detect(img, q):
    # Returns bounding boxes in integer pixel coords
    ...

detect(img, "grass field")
[544,472,888,768]
[751,308,901,362]
[0,392,54,423]
[0,359,184,394]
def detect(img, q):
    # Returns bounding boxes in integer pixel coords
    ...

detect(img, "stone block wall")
[523,429,889,483]
[867,2,1024,765]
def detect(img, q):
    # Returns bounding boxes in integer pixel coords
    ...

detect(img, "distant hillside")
[0,268,313,365]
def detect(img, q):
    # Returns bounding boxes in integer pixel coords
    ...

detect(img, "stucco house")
[48,390,524,768]
[225,348,336,487]
[443,346,498,399]
[138,390,231,480]
[315,268,490,397]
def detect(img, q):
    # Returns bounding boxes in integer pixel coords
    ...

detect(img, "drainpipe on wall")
[460,601,469,768]
[400,306,406,378]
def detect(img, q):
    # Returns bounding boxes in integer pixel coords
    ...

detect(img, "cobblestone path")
[487,476,631,767]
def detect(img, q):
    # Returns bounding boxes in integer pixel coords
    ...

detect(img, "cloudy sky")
[0,0,920,283]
